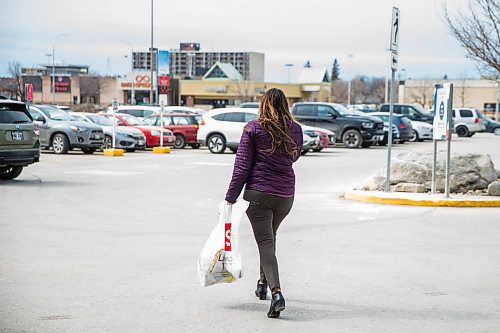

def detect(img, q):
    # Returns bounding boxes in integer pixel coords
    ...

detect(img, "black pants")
[244,189,294,291]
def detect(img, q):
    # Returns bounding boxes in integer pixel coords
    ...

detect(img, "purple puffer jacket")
[225,120,303,204]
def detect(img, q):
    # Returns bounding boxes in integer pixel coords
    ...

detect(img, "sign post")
[385,7,400,192]
[103,98,124,156]
[160,100,164,147]
[431,83,453,197]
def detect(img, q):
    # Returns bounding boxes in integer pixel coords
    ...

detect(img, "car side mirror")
[36,116,45,123]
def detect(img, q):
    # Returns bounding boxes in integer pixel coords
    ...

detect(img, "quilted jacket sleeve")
[225,123,255,203]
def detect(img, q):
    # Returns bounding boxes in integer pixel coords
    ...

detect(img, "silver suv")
[28,105,104,154]
[452,108,486,137]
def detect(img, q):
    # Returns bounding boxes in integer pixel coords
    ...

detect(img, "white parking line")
[64,170,144,176]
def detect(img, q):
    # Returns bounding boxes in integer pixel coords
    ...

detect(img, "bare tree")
[232,80,255,103]
[8,61,23,100]
[331,80,348,104]
[457,73,469,107]
[409,80,435,109]
[443,0,500,80]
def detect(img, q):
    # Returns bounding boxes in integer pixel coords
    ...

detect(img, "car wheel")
[82,148,95,154]
[342,129,362,148]
[494,128,500,135]
[456,126,469,137]
[207,134,226,154]
[189,144,200,149]
[301,149,308,156]
[103,135,113,149]
[174,134,186,149]
[409,130,418,142]
[0,166,23,180]
[52,134,69,154]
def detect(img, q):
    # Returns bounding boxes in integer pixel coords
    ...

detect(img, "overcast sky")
[0,0,477,82]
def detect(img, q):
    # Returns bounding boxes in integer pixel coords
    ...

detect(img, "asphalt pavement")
[1,134,499,332]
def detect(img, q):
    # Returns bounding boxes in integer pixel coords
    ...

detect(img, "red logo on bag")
[225,223,232,251]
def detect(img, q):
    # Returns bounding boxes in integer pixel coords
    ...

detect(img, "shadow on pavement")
[224,298,493,322]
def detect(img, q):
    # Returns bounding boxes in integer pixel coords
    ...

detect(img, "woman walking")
[225,88,303,318]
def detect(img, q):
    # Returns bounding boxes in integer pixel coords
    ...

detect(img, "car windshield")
[38,105,71,121]
[87,115,113,126]
[413,104,431,115]
[0,104,32,124]
[119,114,143,125]
[331,103,351,115]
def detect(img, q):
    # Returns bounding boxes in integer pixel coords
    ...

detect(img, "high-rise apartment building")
[132,44,265,81]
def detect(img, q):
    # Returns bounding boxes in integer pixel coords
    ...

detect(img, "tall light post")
[121,40,135,105]
[150,0,154,105]
[285,64,294,84]
[347,54,354,107]
[51,34,67,104]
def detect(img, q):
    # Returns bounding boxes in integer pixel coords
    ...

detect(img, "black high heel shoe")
[255,281,267,300]
[267,291,285,318]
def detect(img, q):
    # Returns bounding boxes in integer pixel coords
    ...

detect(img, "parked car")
[69,112,146,151]
[301,125,335,152]
[452,108,486,137]
[101,113,175,148]
[369,112,413,143]
[28,105,103,154]
[143,113,200,149]
[106,105,158,119]
[240,102,259,108]
[0,99,40,180]
[409,121,433,142]
[481,115,500,135]
[291,102,384,148]
[379,103,433,124]
[197,108,259,154]
[301,132,320,155]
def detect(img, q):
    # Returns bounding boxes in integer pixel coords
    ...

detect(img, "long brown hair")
[258,88,297,158]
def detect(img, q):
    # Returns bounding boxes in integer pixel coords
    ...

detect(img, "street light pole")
[51,34,67,105]
[121,40,135,105]
[150,0,154,105]
[347,54,353,107]
[285,64,293,84]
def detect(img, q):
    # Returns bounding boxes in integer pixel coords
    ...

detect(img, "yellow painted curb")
[344,191,500,208]
[103,148,125,156]
[152,146,171,154]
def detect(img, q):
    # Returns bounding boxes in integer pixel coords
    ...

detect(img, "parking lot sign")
[433,84,452,140]
[390,7,400,52]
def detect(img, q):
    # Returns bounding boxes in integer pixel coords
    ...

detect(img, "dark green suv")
[0,99,40,180]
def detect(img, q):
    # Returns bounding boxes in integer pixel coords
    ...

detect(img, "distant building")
[21,64,89,76]
[132,48,158,72]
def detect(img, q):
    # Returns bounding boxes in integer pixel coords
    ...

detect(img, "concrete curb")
[344,190,500,207]
[153,147,171,154]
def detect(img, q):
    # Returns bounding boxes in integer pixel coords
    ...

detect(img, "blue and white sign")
[433,83,451,140]
[158,50,170,76]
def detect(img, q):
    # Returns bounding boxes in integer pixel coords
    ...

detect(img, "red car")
[143,113,200,149]
[314,128,336,151]
[102,113,175,148]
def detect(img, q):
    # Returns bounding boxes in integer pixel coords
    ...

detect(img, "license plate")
[11,131,24,140]
[168,138,173,142]
[138,140,145,145]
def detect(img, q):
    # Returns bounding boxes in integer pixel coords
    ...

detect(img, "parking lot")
[1,133,500,332]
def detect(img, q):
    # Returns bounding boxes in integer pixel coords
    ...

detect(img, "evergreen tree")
[331,58,340,81]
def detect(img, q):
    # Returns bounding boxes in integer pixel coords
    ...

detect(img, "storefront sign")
[51,76,71,93]
[120,74,152,89]
[206,86,227,93]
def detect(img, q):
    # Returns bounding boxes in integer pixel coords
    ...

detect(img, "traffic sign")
[25,84,33,102]
[391,52,398,71]
[390,7,400,52]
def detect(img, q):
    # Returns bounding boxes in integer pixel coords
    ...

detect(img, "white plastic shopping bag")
[197,200,249,287]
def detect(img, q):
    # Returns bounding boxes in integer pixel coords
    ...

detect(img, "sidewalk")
[344,190,500,207]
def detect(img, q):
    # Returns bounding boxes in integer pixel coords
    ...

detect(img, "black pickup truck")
[291,102,384,148]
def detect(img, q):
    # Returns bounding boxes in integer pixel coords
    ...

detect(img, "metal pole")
[384,77,388,103]
[445,84,453,198]
[52,43,55,104]
[431,139,437,194]
[155,49,159,104]
[496,80,499,122]
[160,101,164,147]
[385,69,396,192]
[150,0,154,105]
